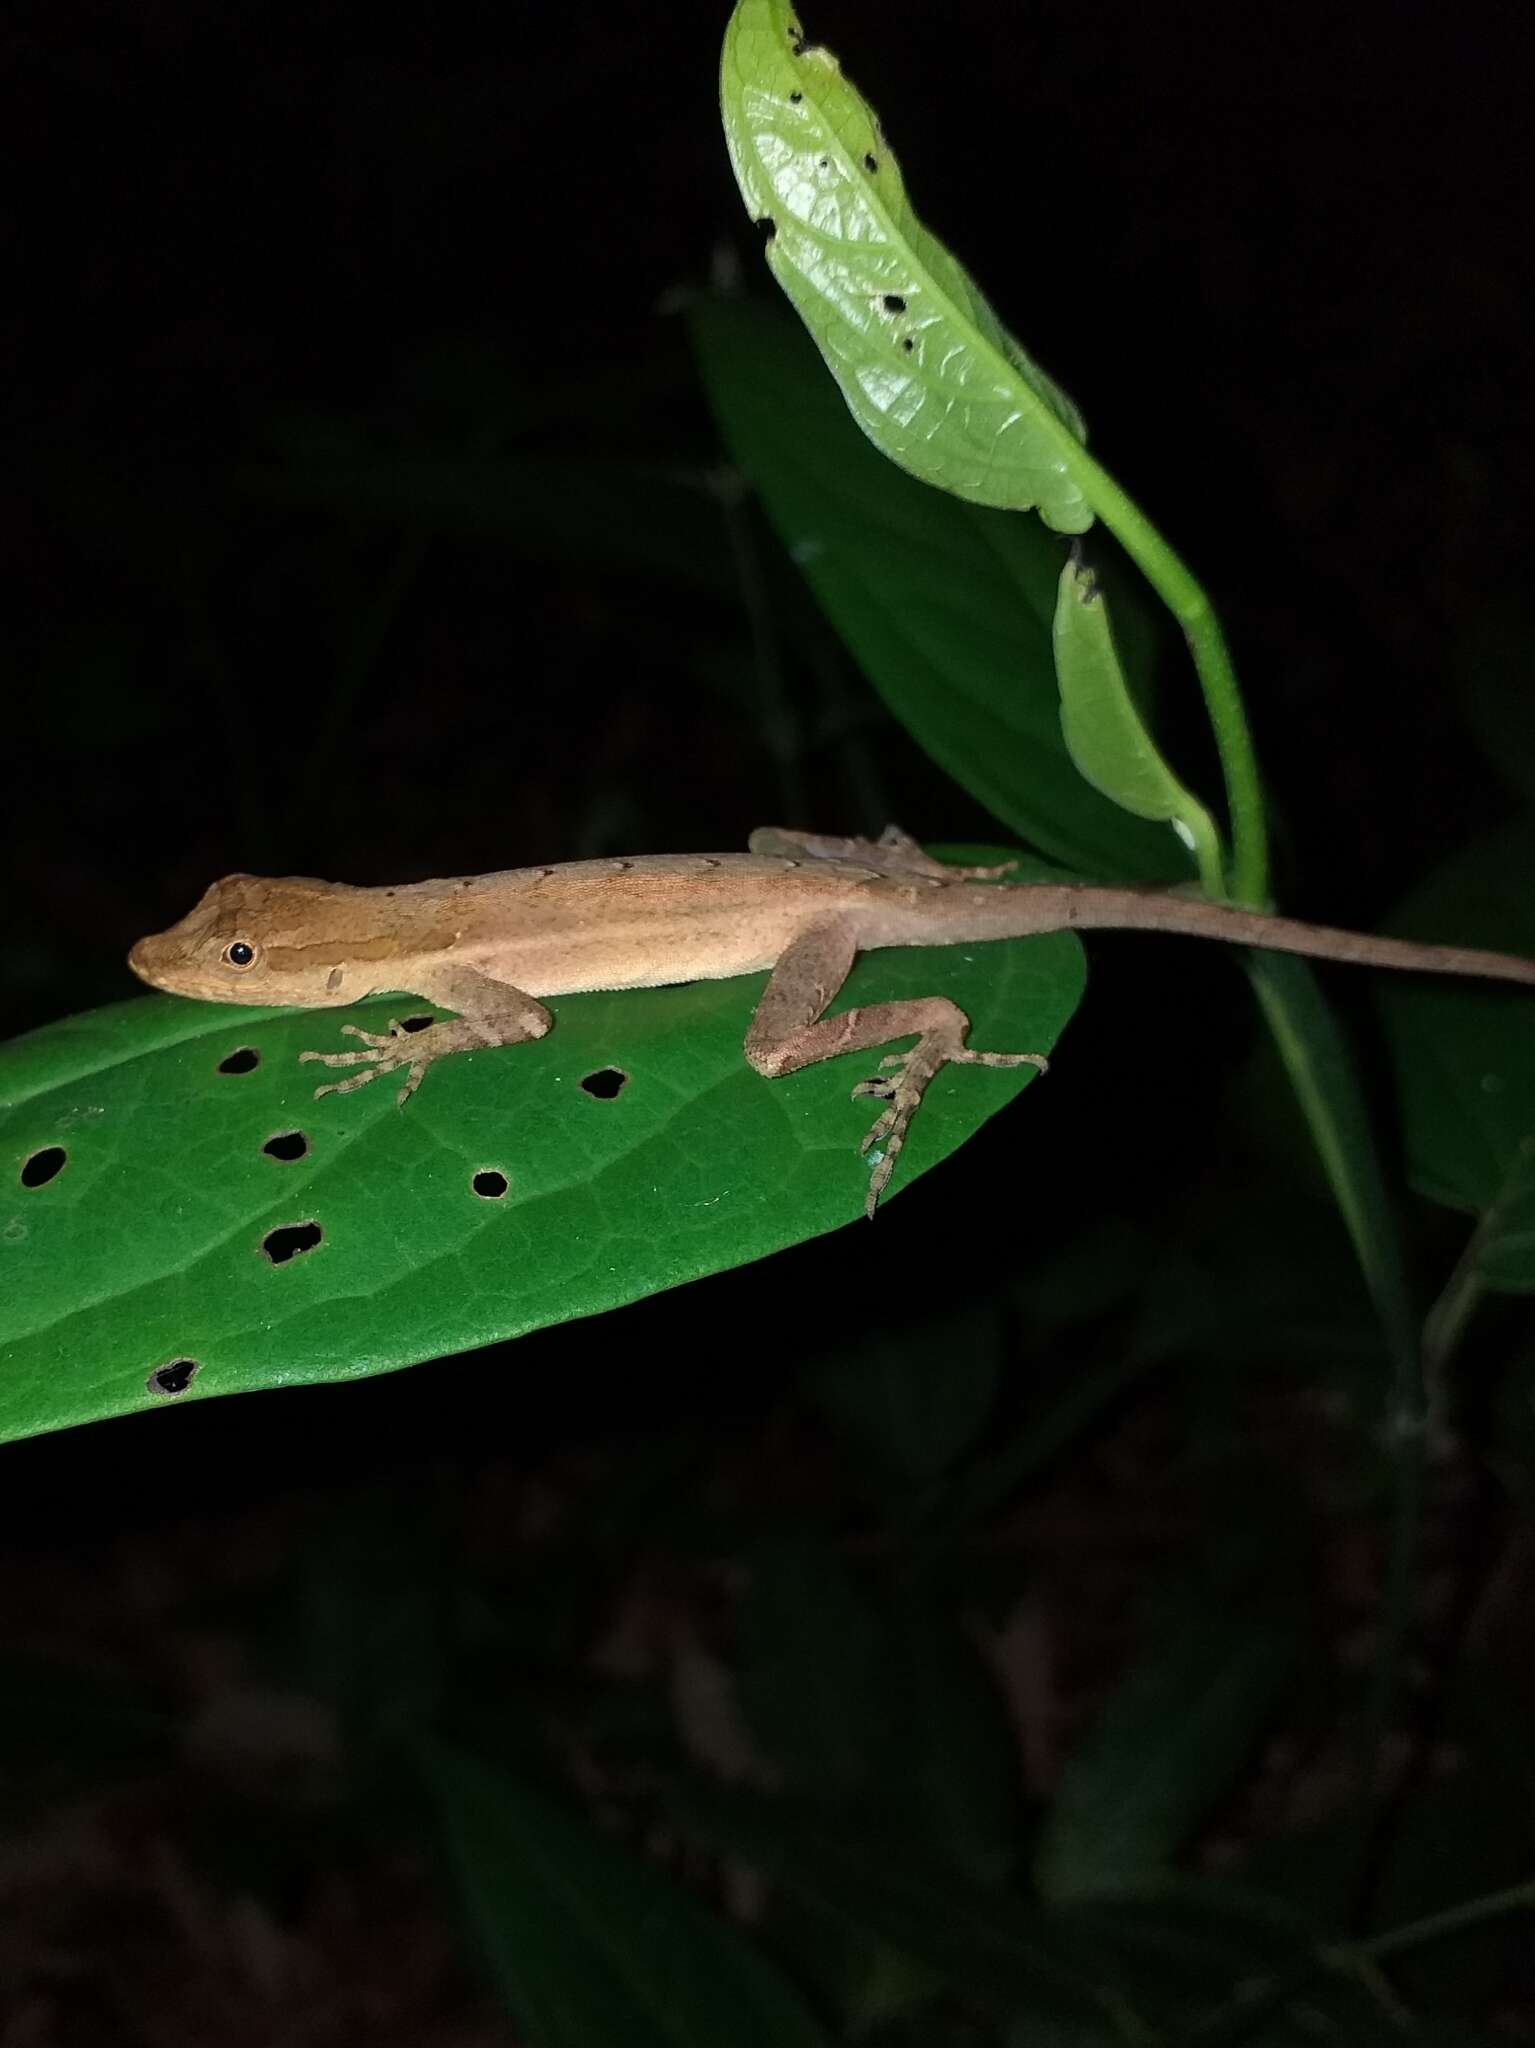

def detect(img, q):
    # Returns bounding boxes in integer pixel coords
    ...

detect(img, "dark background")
[2,0,1533,2036]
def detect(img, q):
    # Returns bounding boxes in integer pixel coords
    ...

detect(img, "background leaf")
[1377,813,1535,1248]
[425,1744,833,2048]
[1034,1589,1303,1902]
[689,295,1183,881]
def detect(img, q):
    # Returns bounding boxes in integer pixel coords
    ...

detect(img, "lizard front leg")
[299,967,552,1105]
[744,917,1048,1217]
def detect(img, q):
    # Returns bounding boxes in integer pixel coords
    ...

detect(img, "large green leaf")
[720,0,1092,532]
[0,864,1081,1443]
[1376,815,1535,1280]
[689,296,1182,881]
[424,1744,832,2048]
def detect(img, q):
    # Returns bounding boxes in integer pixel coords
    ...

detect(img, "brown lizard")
[128,826,1535,1215]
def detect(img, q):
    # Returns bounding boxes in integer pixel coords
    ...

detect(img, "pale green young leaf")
[720,0,1093,533]
[1052,554,1222,890]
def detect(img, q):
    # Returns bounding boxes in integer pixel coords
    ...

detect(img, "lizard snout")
[127,935,164,984]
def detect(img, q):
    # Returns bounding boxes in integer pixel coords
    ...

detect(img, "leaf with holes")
[0,858,1082,1442]
[720,0,1093,531]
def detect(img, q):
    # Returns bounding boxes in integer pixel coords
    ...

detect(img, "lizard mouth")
[127,935,165,985]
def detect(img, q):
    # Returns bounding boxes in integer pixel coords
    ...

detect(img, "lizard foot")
[300,1020,438,1105]
[851,1037,1048,1216]
[875,824,1017,882]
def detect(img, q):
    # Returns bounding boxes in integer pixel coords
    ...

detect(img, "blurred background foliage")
[2,0,1535,2039]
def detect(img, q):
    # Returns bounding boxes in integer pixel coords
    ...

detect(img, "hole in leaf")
[147,1358,199,1398]
[881,293,907,314]
[756,216,776,241]
[399,1015,434,1033]
[580,1068,629,1101]
[817,157,829,169]
[262,1221,322,1265]
[20,1146,66,1189]
[472,1169,509,1199]
[218,1047,260,1075]
[262,1130,309,1163]
[902,337,915,352]
[864,153,878,172]
[789,89,803,102]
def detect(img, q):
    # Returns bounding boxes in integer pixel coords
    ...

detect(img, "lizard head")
[128,873,376,1007]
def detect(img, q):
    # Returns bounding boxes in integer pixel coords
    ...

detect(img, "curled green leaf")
[720,0,1093,533]
[1053,552,1222,889]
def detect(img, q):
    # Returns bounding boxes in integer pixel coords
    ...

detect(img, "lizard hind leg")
[744,917,1047,1216]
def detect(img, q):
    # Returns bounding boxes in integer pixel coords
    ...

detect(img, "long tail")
[990,884,1535,988]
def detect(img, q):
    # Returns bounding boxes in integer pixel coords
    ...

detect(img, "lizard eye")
[223,941,258,969]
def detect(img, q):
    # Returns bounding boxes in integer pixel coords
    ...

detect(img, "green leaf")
[1034,1594,1301,1902]
[688,295,1183,880]
[1053,553,1222,888]
[1376,814,1535,1250]
[720,0,1092,532]
[424,1744,832,2048]
[0,868,1080,1443]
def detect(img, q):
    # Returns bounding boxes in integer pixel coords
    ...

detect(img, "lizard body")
[128,827,1535,1214]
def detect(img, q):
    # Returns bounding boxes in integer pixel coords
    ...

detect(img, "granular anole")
[128,826,1535,1215]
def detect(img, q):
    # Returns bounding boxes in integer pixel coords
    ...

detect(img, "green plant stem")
[1344,1877,1535,1964]
[1197,1880,1535,2040]
[1422,1246,1485,1382]
[1062,442,1269,906]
